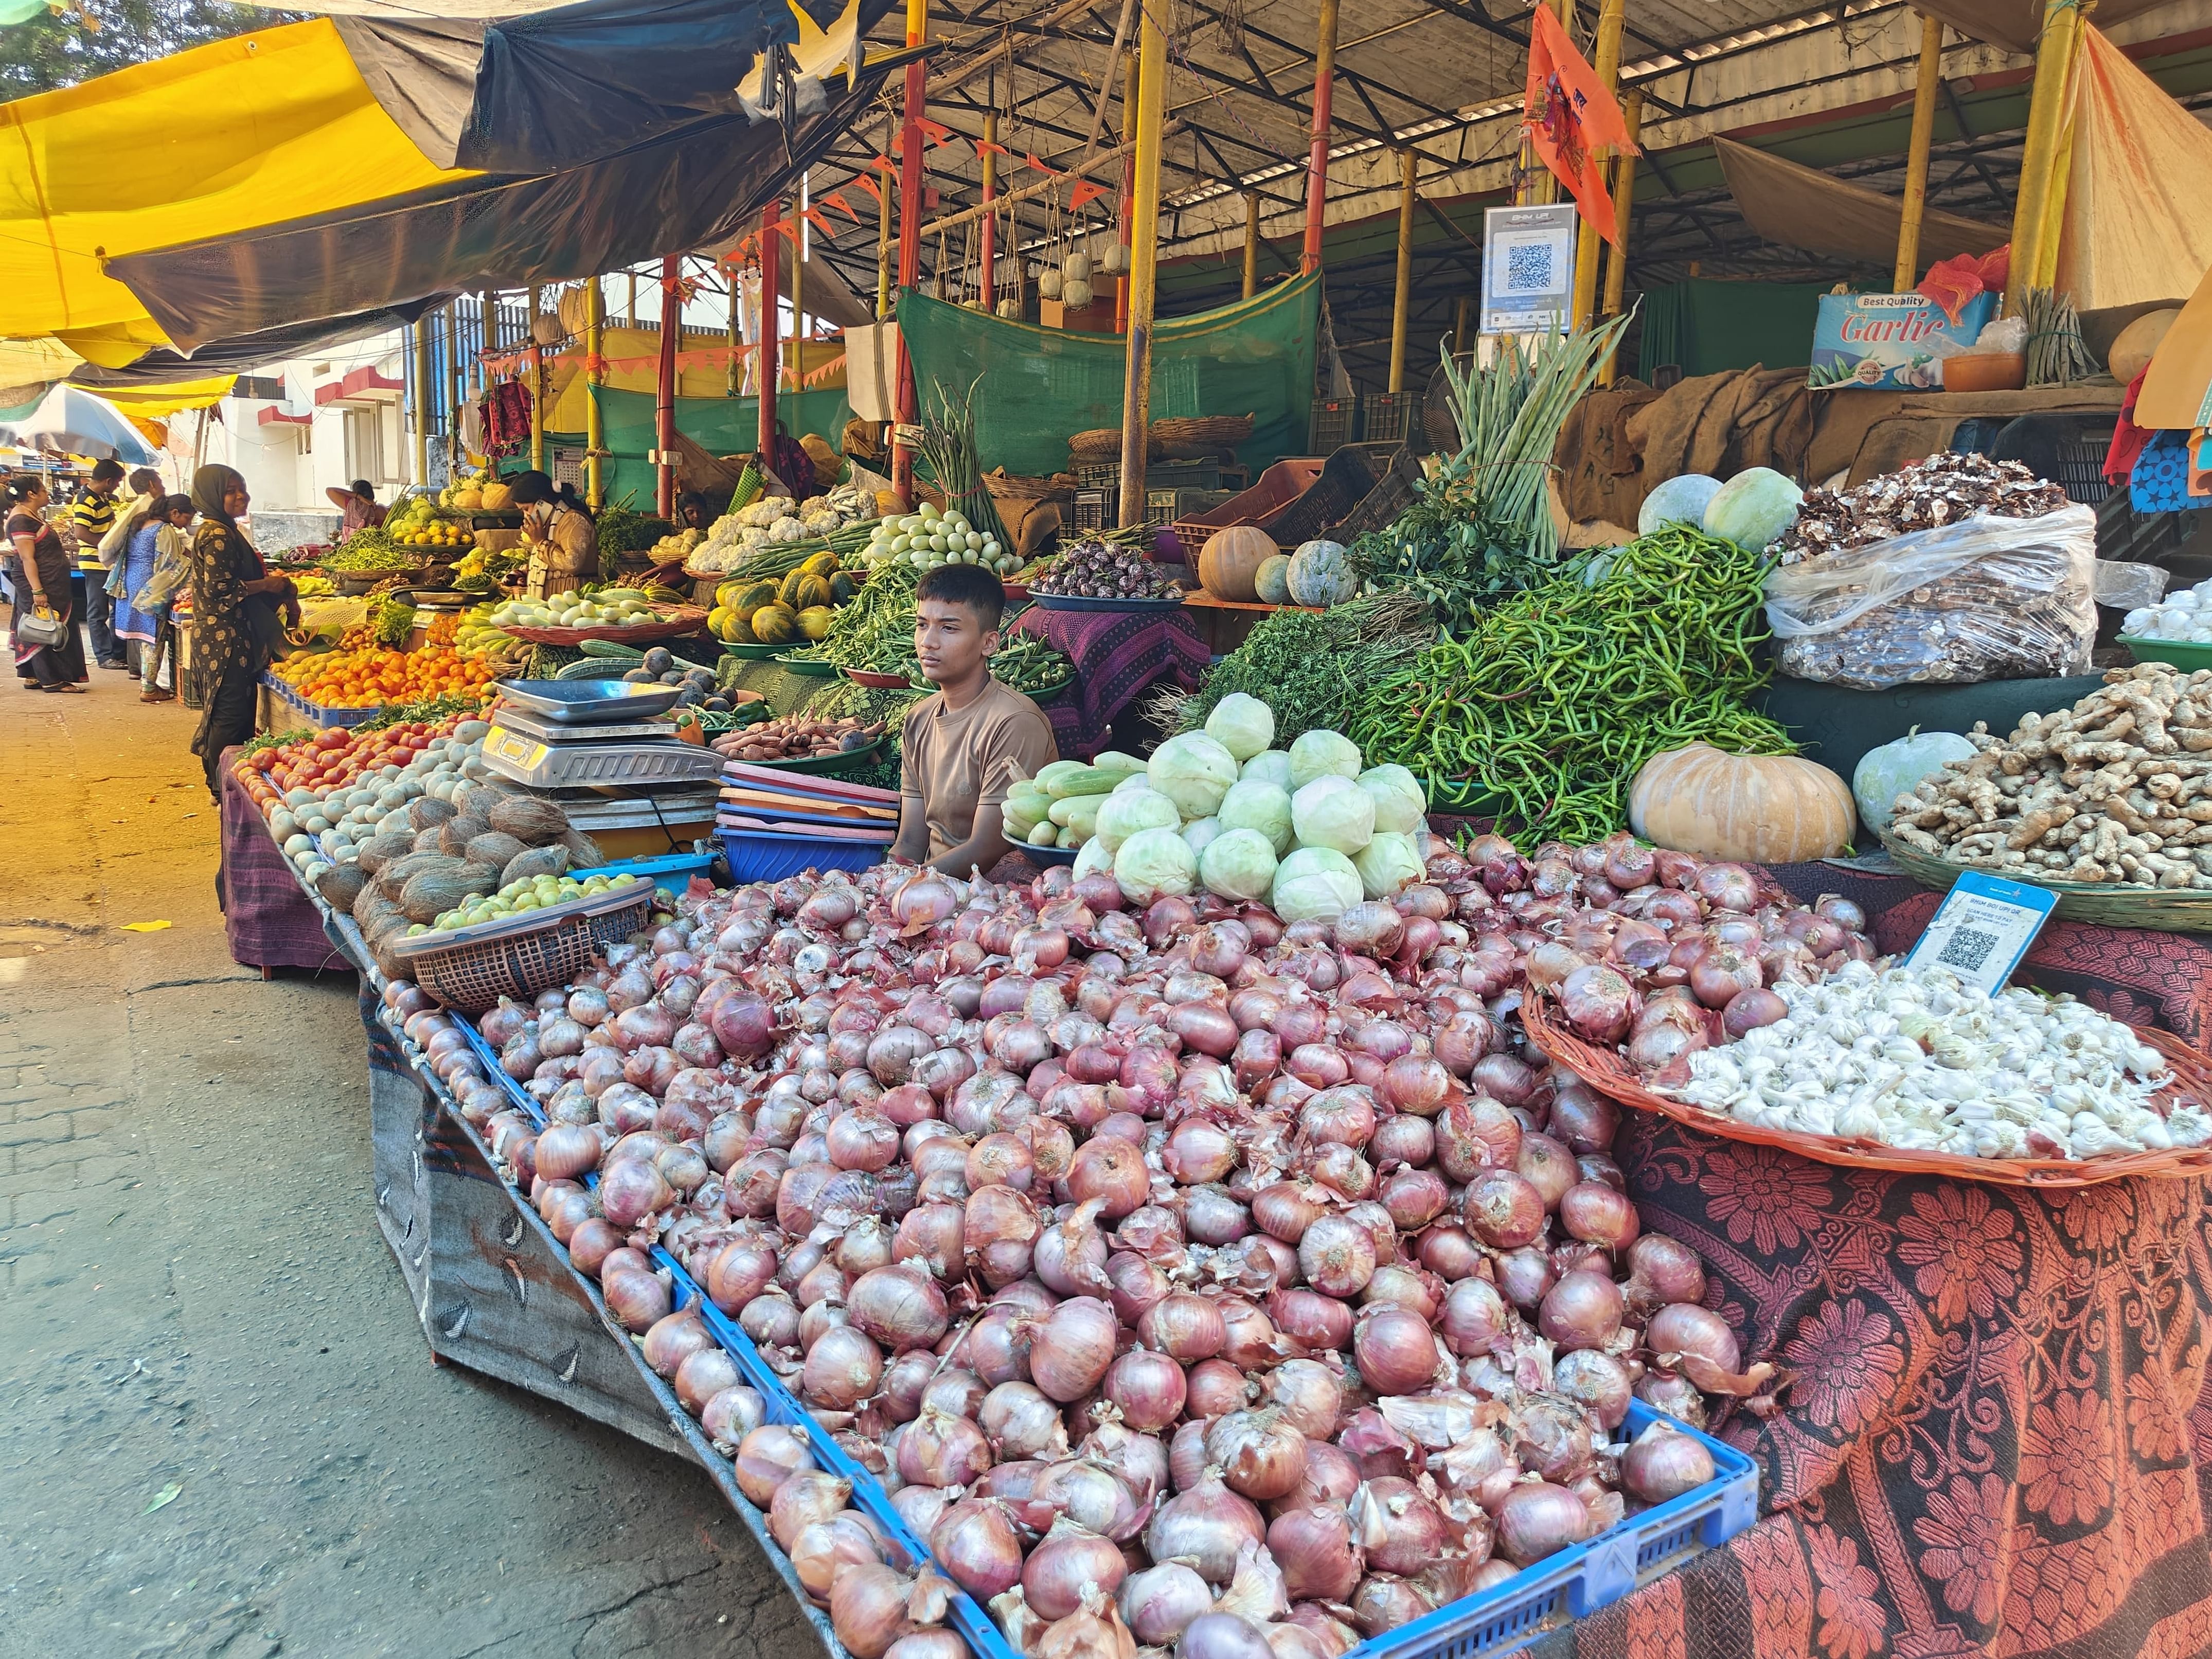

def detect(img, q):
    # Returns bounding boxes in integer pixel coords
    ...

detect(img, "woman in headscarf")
[511,470,600,599]
[186,466,298,800]
[5,472,88,692]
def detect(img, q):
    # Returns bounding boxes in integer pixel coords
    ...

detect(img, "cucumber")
[1040,763,1126,799]
[577,638,645,660]
[1092,751,1146,776]
[1048,795,1105,839]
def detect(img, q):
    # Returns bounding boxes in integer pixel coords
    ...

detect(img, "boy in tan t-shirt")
[894,563,1058,876]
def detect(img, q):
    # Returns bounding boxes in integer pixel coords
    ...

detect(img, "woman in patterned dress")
[186,466,298,800]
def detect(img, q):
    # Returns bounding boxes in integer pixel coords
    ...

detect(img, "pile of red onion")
[383,832,1822,1659]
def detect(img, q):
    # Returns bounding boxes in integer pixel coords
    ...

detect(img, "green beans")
[1349,527,1795,843]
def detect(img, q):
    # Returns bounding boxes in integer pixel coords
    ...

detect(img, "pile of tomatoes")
[272,644,497,710]
[235,718,458,814]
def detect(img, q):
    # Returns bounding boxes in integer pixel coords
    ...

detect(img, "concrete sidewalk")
[0,677,806,1656]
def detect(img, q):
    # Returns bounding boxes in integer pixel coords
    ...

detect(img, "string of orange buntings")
[478,343,848,388]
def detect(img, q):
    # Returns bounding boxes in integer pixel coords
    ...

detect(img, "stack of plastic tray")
[447,1018,1760,1659]
[716,760,897,882]
[260,671,379,730]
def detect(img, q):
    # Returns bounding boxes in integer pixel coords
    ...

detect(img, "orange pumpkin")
[1199,525,1277,604]
[1628,743,1856,863]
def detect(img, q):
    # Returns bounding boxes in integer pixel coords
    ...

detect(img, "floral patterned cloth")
[1528,866,2212,1659]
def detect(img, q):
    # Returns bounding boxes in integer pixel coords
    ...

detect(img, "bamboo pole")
[760,204,782,465]
[2004,0,2086,314]
[585,278,605,509]
[1452,294,1471,354]
[655,256,679,519]
[2032,0,2095,290]
[1118,46,1136,332]
[1242,192,1261,299]
[979,105,999,313]
[474,290,492,395]
[728,258,742,397]
[1301,0,1340,273]
[1894,13,1946,292]
[877,114,897,319]
[527,283,544,473]
[791,187,807,394]
[1569,0,1627,329]
[1116,0,1167,529]
[628,271,638,328]
[1388,150,1417,394]
[1598,90,1642,386]
[916,129,1164,238]
[891,0,927,503]
[444,305,460,462]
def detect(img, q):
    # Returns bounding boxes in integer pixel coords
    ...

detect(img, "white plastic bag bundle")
[1763,505,2096,689]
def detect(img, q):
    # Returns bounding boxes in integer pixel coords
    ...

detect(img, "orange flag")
[1523,4,1635,244]
[1067,177,1110,211]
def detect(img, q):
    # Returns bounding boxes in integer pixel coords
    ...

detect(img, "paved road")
[0,675,809,1657]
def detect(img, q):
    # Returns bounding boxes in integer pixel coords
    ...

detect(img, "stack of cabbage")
[1008,693,1428,922]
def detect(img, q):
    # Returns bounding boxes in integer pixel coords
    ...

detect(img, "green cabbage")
[1182,816,1222,858]
[1073,836,1115,881]
[1241,750,1294,791]
[1353,831,1423,899]
[1148,732,1241,818]
[1200,826,1279,902]
[1288,728,1363,789]
[1094,786,1182,855]
[1270,846,1362,923]
[1115,825,1198,904]
[1204,692,1276,762]
[1219,778,1294,855]
[1357,764,1426,837]
[1291,774,1375,855]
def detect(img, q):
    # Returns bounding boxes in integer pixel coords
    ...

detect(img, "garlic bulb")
[1672,961,2209,1160]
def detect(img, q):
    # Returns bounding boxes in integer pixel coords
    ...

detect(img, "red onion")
[1354,1477,1448,1575]
[732,1422,816,1507]
[1147,1473,1267,1584]
[603,1269,671,1333]
[1120,1561,1214,1646]
[848,1264,951,1352]
[1351,1575,1432,1637]
[1023,1517,1129,1619]
[1268,1506,1362,1602]
[641,1310,712,1379]
[900,1402,993,1488]
[1495,1482,1590,1565]
[1270,1288,1354,1353]
[1553,1349,1633,1431]
[1538,1269,1626,1352]
[802,1326,884,1409]
[1066,1136,1149,1221]
[828,1561,912,1659]
[982,1381,1068,1459]
[1436,1095,1521,1182]
[769,1470,854,1550]
[1376,1166,1448,1232]
[1723,986,1789,1037]
[931,1496,1024,1599]
[1031,1296,1118,1403]
[1274,1440,1361,1520]
[1559,1181,1640,1251]
[1626,1233,1708,1313]
[1182,1613,1275,1659]
[1262,1358,1344,1440]
[1206,1408,1309,1501]
[1252,1181,1327,1244]
[1461,1168,1545,1250]
[1298,1215,1378,1299]
[700,1383,766,1448]
[1648,1303,1740,1372]
[1351,1305,1443,1397]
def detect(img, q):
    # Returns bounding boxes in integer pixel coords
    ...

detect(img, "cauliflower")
[770,515,805,542]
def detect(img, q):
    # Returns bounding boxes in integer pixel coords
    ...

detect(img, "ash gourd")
[409,835,1865,1659]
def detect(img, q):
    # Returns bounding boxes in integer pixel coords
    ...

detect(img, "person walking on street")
[6,472,90,693]
[186,466,297,799]
[326,479,388,540]
[118,494,191,702]
[72,458,128,670]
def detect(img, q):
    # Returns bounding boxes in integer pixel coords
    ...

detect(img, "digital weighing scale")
[480,702,725,789]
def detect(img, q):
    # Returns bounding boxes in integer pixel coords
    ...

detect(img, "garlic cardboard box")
[1808,290,1996,391]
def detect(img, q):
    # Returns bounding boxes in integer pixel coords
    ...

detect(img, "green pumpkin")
[750,603,801,645]
[1286,539,1358,608]
[829,573,859,605]
[732,580,780,619]
[1254,554,1293,606]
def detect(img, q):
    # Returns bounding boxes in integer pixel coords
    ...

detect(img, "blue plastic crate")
[718,828,886,884]
[599,850,717,896]
[260,672,381,730]
[453,1015,1757,1659]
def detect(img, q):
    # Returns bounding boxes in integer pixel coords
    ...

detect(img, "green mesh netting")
[546,384,855,509]
[899,270,1322,478]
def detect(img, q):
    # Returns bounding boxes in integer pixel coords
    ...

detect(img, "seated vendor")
[894,564,1057,877]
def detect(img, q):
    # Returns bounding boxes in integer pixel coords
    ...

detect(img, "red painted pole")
[978,104,998,314]
[759,202,782,467]
[1301,0,1340,274]
[655,255,679,519]
[890,0,927,503]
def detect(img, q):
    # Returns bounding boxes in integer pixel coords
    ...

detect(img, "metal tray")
[494,677,683,722]
[1031,590,1189,613]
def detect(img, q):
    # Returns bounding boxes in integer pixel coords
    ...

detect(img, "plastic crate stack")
[715,759,897,882]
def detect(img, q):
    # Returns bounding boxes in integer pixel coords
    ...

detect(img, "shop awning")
[1712,137,2008,276]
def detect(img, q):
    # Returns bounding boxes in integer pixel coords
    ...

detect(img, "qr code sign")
[1503,240,1555,295]
[1936,927,2000,974]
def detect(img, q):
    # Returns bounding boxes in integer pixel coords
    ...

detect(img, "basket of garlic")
[1526,961,2212,1186]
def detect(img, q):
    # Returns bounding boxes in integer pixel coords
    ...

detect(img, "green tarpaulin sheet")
[1638,278,1827,381]
[899,270,1321,478]
[548,383,853,509]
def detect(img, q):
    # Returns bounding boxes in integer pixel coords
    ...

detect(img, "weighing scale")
[480,702,724,789]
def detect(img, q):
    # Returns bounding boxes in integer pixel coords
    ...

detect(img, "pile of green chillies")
[1348,526,1796,844]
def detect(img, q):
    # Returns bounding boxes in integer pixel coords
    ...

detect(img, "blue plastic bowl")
[718,830,886,884]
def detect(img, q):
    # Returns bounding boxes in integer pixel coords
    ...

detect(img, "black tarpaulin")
[65,303,447,388]
[103,70,894,350]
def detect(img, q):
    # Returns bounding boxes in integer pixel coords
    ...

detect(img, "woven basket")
[1877,827,2212,934]
[1522,991,2212,1188]
[1151,414,1254,458]
[1068,429,1125,462]
[390,880,656,1015]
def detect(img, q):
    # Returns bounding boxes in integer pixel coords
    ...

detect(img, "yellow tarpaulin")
[2054,26,2212,313]
[0,17,473,338]
[97,377,237,418]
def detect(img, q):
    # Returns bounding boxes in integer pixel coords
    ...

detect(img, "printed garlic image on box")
[1808,291,1996,390]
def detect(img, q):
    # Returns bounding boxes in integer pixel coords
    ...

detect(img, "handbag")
[15,604,66,649]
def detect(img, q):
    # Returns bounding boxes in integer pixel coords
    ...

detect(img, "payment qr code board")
[1482,203,1578,335]
[1904,871,2058,994]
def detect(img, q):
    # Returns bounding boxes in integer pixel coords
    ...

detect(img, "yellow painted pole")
[1116,0,1167,529]
[1569,0,1626,329]
[1388,150,1417,394]
[2032,1,2095,290]
[2004,0,2086,314]
[443,305,460,472]
[585,279,605,509]
[628,271,639,327]
[1599,89,1642,385]
[1894,14,1945,292]
[412,320,431,484]
[1241,192,1261,299]
[527,282,545,473]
